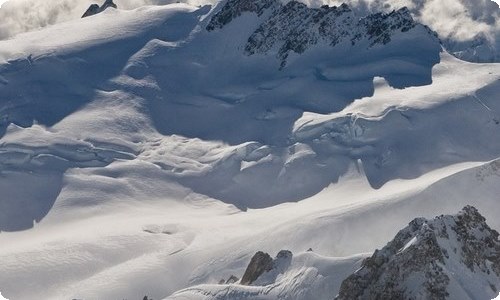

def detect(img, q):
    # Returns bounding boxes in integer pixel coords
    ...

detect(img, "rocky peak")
[207,0,438,68]
[240,250,293,285]
[82,0,118,18]
[206,0,280,31]
[357,7,416,45]
[336,206,500,299]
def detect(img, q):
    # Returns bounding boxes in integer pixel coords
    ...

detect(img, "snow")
[0,1,499,300]
[400,236,417,252]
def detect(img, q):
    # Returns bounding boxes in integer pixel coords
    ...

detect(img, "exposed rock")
[206,0,279,31]
[240,251,273,285]
[336,206,500,300]
[101,0,118,11]
[207,0,438,68]
[82,0,118,18]
[82,4,101,18]
[240,250,293,285]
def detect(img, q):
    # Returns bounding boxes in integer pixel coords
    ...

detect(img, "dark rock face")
[240,250,293,285]
[82,4,101,18]
[206,0,279,31]
[240,251,273,285]
[82,0,118,18]
[101,0,118,11]
[358,7,416,45]
[207,0,438,68]
[336,206,500,300]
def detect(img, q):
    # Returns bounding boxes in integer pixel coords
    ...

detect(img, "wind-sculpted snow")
[0,2,499,300]
[0,123,138,231]
[0,1,497,212]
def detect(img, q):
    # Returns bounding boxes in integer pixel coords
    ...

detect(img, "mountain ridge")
[0,2,499,300]
[207,0,439,68]
[336,205,500,299]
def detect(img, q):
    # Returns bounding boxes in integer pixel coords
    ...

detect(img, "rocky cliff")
[336,206,500,300]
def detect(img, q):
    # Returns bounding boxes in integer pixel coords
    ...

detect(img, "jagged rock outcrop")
[82,4,101,18]
[207,0,438,68]
[206,0,279,31]
[82,0,118,18]
[336,206,500,300]
[240,250,292,285]
[240,251,273,285]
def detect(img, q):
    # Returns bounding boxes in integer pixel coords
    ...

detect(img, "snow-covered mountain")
[0,0,499,299]
[317,0,500,63]
[169,206,500,300]
[336,206,500,300]
[208,0,439,68]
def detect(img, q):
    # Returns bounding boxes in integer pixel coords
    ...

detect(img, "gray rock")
[240,251,273,285]
[206,0,279,31]
[240,250,293,285]
[82,0,118,18]
[207,0,438,68]
[335,206,500,300]
[82,4,101,18]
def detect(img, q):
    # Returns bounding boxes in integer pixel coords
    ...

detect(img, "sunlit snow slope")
[0,1,499,300]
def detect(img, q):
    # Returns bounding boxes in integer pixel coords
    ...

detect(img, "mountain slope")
[336,206,500,300]
[167,206,500,300]
[0,1,499,300]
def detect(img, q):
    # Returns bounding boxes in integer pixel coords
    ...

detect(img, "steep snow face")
[336,206,500,300]
[0,0,448,209]
[0,1,499,300]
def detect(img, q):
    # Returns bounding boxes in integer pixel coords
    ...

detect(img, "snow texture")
[0,1,499,299]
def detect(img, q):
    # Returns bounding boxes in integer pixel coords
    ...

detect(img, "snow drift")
[0,0,499,299]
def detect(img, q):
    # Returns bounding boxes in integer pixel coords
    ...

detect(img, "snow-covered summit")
[208,0,439,67]
[336,206,500,300]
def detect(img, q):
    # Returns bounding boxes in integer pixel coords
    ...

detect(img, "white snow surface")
[0,2,499,300]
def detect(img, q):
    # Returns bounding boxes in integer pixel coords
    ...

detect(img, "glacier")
[0,1,499,299]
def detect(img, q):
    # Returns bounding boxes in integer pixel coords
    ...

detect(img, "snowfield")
[0,1,499,300]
